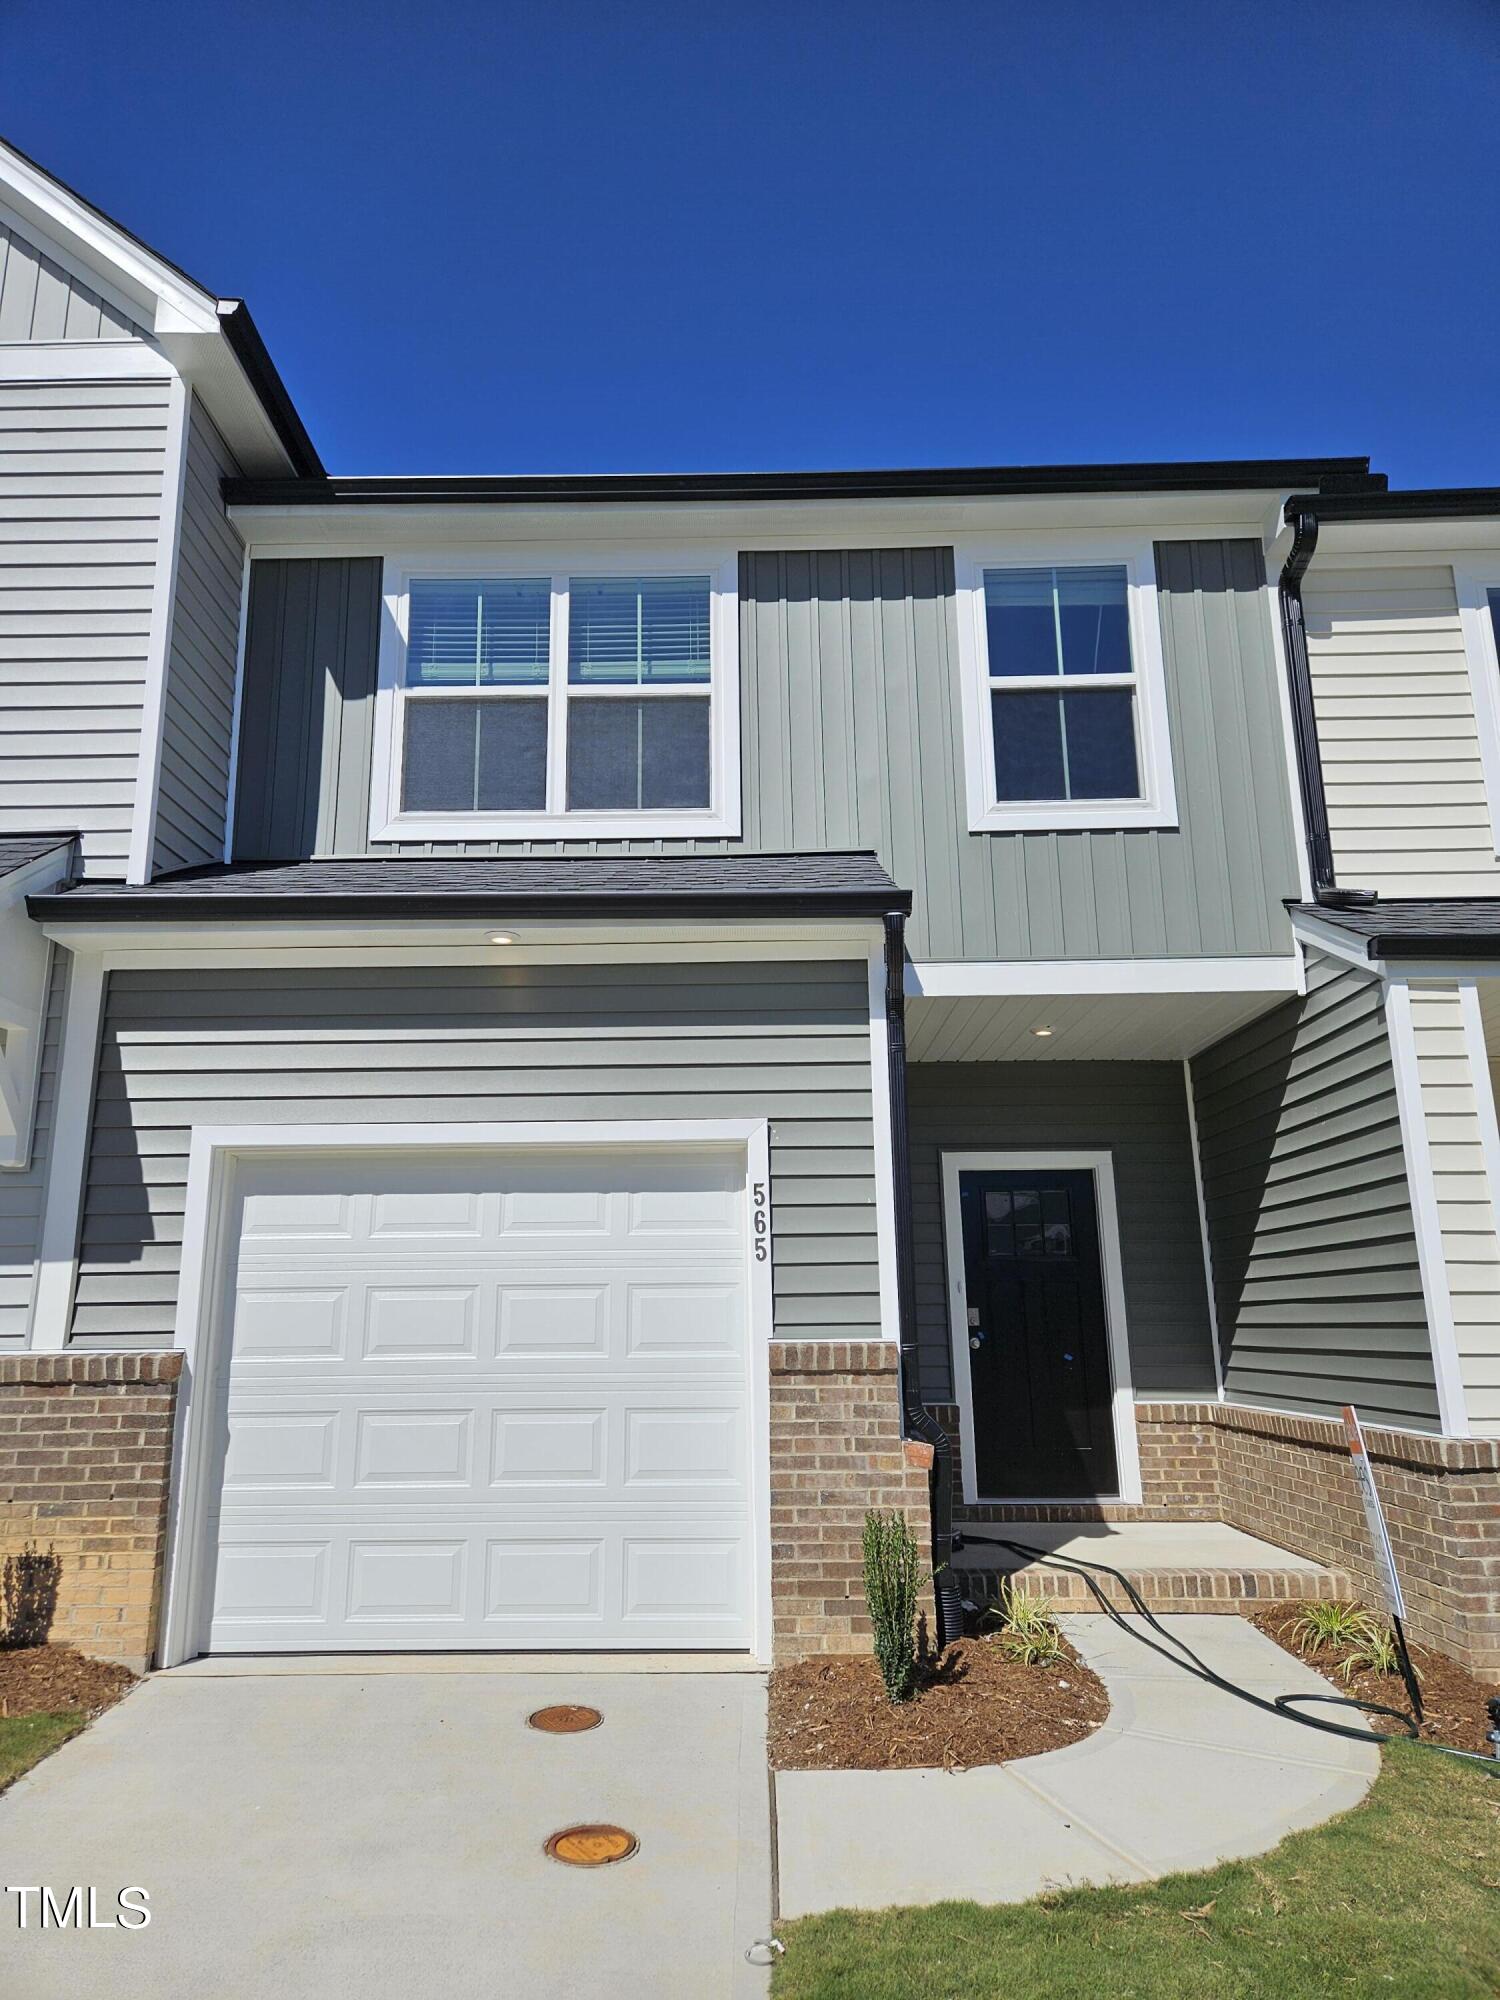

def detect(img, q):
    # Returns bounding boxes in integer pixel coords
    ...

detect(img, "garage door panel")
[208,1516,749,1648]
[220,1391,749,1508]
[206,1147,755,1653]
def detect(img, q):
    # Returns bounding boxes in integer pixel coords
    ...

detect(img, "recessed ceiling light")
[488,932,516,945]
[1032,1026,1054,1038]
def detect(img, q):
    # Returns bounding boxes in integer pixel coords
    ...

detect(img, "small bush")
[1289,1601,1369,1655]
[2,1543,60,1650]
[862,1511,922,1703]
[989,1583,1066,1666]
[1340,1620,1408,1682]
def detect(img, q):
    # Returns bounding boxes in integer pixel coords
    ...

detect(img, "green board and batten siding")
[233,542,1299,963]
[69,960,880,1347]
[907,1061,1218,1403]
[1190,950,1438,1430]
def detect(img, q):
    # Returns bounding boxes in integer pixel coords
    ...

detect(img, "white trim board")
[0,341,174,381]
[907,955,1301,998]
[866,942,901,1342]
[26,955,105,1348]
[159,1117,777,1671]
[1454,563,1500,858]
[938,1148,1144,1506]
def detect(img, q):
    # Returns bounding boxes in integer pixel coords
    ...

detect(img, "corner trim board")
[26,955,105,1349]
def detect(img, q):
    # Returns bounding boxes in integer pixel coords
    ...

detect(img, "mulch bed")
[768,1636,1110,1771]
[0,1645,136,1721]
[1252,1608,1496,1757]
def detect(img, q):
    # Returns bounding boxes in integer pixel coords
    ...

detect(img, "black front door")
[957,1167,1119,1499]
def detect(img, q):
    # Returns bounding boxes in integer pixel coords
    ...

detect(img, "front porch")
[901,961,1500,1677]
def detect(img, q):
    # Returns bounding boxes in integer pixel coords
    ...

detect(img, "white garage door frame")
[159,1118,775,1669]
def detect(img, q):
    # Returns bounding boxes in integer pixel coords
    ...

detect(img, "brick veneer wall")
[935,1394,1500,1682]
[0,1354,182,1672]
[1189,1402,1500,1683]
[770,1340,933,1662]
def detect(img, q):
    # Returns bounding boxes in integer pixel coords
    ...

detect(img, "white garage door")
[204,1147,755,1652]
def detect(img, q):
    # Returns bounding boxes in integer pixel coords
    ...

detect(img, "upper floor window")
[371,554,740,840]
[954,539,1177,833]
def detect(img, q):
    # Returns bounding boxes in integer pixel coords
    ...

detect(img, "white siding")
[1410,981,1500,1435]
[152,398,242,872]
[0,221,141,341]
[1306,559,1500,895]
[0,376,171,873]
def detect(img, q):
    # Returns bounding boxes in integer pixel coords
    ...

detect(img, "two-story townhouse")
[2,138,1496,1684]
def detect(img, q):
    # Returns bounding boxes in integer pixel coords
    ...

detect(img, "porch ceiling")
[906,987,1286,1062]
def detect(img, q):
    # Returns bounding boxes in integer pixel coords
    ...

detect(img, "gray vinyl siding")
[70,959,879,1345]
[232,543,1299,963]
[151,398,243,872]
[0,947,67,1340]
[0,377,170,873]
[1190,949,1437,1430]
[0,222,141,340]
[908,1060,1216,1404]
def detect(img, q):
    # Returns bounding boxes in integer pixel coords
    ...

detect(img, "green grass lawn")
[0,1711,85,1794]
[773,1744,1500,2000]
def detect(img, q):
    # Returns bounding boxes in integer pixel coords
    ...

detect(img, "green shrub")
[1340,1620,1408,1682]
[989,1582,1066,1665]
[862,1511,922,1703]
[1288,1601,1369,1655]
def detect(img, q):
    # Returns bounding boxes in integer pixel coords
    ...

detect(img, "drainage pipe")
[883,911,962,1652]
[1278,505,1376,908]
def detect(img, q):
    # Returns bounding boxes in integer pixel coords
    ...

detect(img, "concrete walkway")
[0,1667,773,2000]
[775,1614,1381,1917]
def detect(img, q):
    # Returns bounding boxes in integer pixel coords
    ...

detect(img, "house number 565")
[752,1182,769,1261]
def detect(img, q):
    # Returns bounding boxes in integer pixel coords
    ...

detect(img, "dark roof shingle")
[1293,899,1500,958]
[31,850,908,922]
[0,832,75,884]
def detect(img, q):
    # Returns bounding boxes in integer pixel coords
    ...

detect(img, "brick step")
[956,1559,1355,1616]
[951,1520,1354,1617]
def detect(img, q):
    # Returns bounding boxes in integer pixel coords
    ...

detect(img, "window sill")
[967,800,1179,834]
[370,806,742,843]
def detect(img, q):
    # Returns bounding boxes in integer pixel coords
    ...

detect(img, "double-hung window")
[372,555,740,839]
[955,540,1176,832]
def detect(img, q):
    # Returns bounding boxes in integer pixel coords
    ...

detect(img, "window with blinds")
[393,571,720,820]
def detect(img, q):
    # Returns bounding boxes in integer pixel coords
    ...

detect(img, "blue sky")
[6,1,1497,483]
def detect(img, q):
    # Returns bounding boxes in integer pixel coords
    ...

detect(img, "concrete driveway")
[0,1662,773,2000]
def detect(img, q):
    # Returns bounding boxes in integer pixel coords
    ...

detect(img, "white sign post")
[1341,1405,1422,1720]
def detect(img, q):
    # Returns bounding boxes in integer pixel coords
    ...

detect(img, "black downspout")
[883,911,963,1652]
[1278,505,1376,907]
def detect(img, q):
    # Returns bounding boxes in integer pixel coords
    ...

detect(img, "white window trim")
[953,533,1178,833]
[369,547,741,842]
[939,1147,1143,1506]
[159,1117,775,1669]
[1453,563,1500,857]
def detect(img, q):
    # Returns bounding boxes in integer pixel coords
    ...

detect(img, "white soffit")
[906,988,1288,1062]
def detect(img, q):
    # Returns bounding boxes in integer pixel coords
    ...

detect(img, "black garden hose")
[956,1531,1500,1774]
